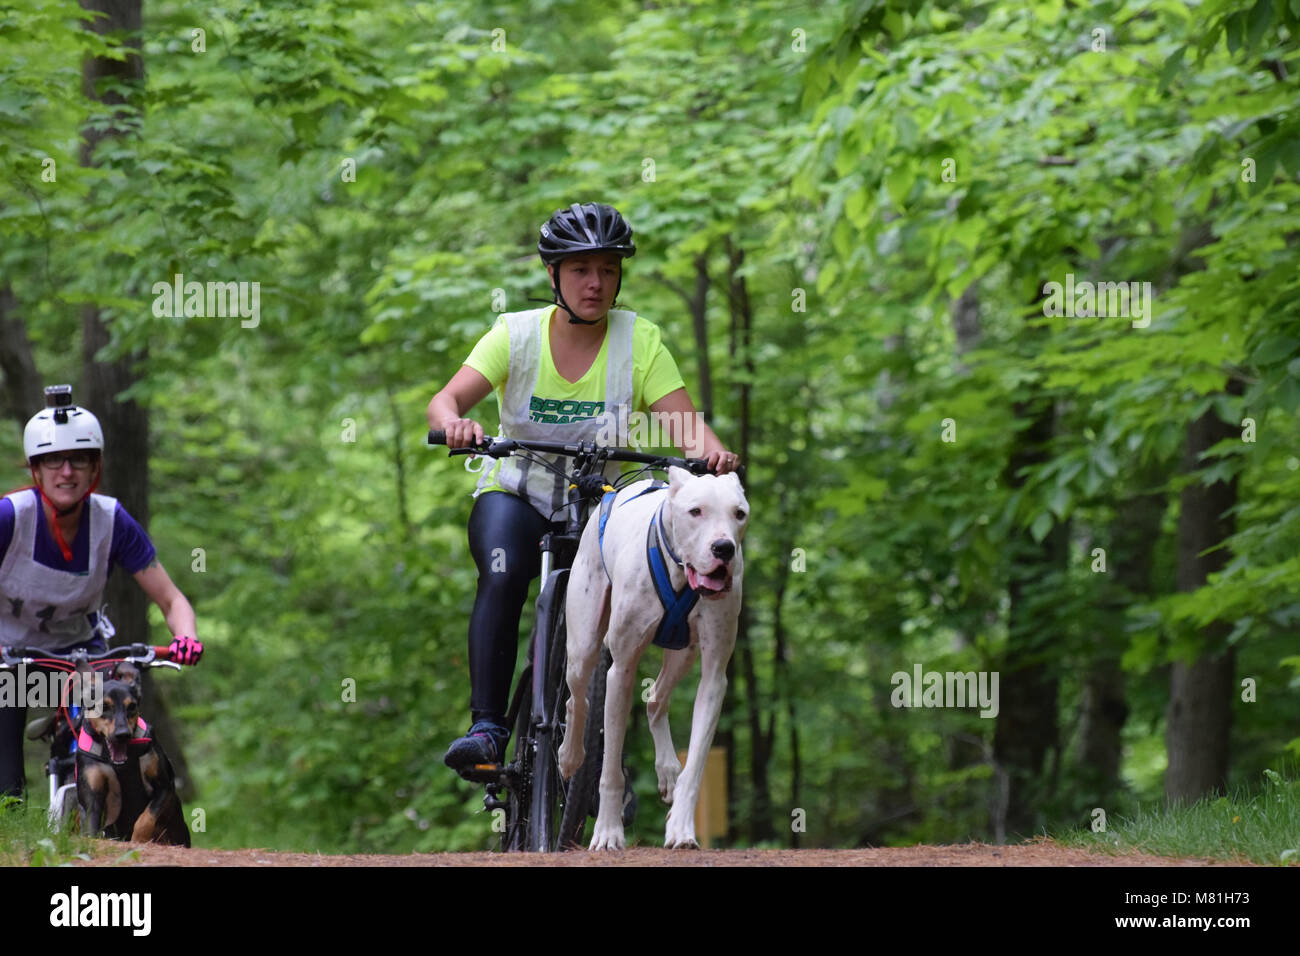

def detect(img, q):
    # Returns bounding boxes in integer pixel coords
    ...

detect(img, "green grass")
[0,796,97,866]
[1052,769,1300,866]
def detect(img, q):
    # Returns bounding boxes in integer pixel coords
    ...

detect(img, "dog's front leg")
[588,652,638,851]
[82,797,104,838]
[559,580,608,780]
[77,764,118,838]
[647,644,698,804]
[664,625,735,849]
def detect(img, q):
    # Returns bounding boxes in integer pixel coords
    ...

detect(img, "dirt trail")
[79,840,1251,867]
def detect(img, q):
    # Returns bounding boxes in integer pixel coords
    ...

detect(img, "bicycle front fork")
[47,762,76,831]
[47,703,78,831]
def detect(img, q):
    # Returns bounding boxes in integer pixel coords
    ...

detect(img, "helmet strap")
[547,260,622,325]
[554,281,602,326]
[29,461,101,564]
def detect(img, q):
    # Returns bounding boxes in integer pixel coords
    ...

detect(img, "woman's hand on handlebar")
[169,635,203,666]
[703,447,741,476]
[441,417,486,451]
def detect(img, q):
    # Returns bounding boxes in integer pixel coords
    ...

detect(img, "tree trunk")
[772,567,798,846]
[384,382,411,534]
[655,255,711,420]
[1075,461,1166,802]
[80,0,150,650]
[687,254,711,421]
[78,0,193,798]
[990,394,1066,841]
[1165,381,1243,803]
[951,282,981,365]
[0,285,45,435]
[725,235,772,842]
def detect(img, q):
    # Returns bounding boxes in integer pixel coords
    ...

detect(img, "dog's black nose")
[711,539,735,562]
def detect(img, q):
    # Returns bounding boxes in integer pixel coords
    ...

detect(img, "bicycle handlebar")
[427,429,714,476]
[0,643,180,671]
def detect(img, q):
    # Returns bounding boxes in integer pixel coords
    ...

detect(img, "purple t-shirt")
[0,488,156,576]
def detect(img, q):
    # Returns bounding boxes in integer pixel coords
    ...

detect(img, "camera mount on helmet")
[46,384,74,423]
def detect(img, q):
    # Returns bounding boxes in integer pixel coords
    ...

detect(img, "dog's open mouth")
[107,737,128,765]
[686,562,732,599]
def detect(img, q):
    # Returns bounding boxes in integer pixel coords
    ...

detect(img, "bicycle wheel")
[501,658,534,853]
[527,585,569,851]
[557,645,611,847]
[496,632,538,858]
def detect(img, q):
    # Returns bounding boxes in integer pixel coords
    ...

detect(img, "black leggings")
[0,702,25,798]
[467,491,564,725]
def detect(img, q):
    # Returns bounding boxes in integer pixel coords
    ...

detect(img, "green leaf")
[885,167,913,208]
[1030,511,1053,543]
[882,8,905,41]
[845,186,870,228]
[1225,11,1245,53]
[1047,484,1070,520]
[1252,336,1299,365]
[895,112,918,151]
[1093,443,1118,478]
[1275,377,1300,413]
[1246,0,1274,50]
[1158,45,1186,92]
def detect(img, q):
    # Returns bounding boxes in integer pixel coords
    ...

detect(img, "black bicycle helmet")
[536,203,636,324]
[537,202,636,264]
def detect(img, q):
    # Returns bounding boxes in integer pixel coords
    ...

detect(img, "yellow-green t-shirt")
[463,307,687,494]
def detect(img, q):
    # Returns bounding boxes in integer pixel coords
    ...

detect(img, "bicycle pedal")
[458,763,504,785]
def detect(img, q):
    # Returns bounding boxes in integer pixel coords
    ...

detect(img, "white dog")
[558,466,748,850]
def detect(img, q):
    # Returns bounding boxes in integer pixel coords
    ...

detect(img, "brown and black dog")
[75,663,190,846]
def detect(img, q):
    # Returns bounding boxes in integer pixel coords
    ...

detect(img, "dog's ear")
[667,465,691,495]
[113,662,142,697]
[727,472,745,493]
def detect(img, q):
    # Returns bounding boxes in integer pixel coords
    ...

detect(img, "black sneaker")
[444,721,511,772]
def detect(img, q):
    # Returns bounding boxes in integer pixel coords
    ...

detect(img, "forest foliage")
[1,0,1298,851]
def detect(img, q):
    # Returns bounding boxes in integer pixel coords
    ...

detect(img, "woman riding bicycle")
[428,202,739,770]
[0,386,203,800]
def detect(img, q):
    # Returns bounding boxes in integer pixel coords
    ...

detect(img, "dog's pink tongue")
[688,565,727,592]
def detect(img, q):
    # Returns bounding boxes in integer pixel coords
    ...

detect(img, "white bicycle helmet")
[22,385,104,463]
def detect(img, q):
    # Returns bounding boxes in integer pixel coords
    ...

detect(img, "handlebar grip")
[432,429,494,455]
[153,645,174,662]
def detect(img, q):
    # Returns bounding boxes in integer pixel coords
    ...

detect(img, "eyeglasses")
[36,452,96,471]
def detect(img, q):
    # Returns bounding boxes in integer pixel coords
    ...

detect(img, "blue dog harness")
[597,484,699,651]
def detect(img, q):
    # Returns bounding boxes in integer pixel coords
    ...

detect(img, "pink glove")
[169,635,203,665]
